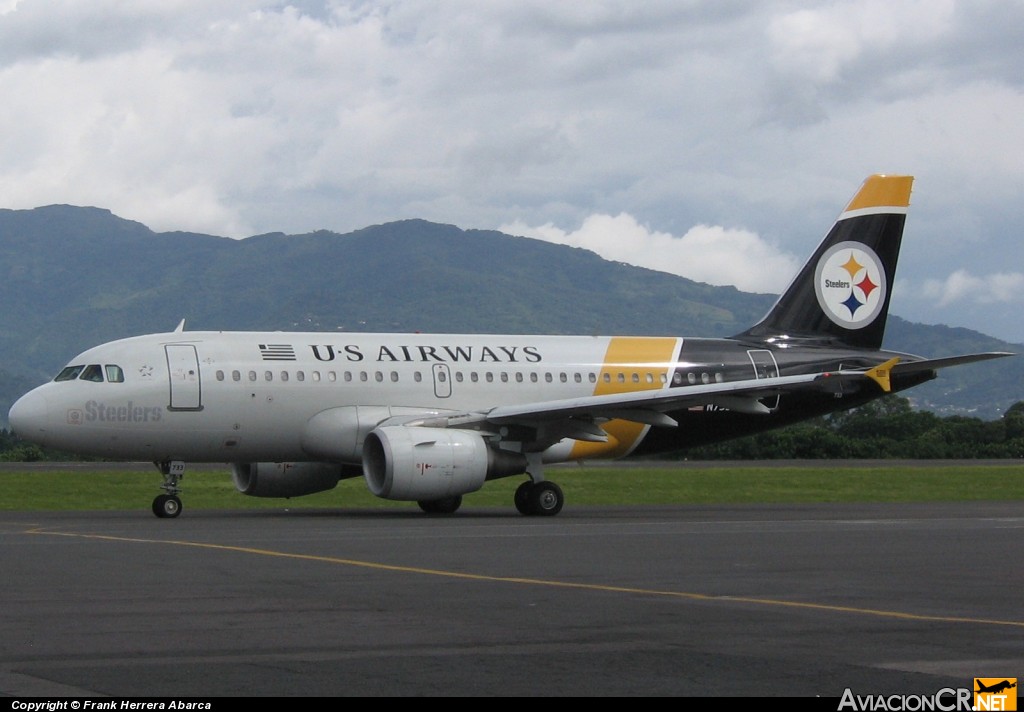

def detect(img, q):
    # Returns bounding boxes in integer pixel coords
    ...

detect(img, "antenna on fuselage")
[174,319,186,333]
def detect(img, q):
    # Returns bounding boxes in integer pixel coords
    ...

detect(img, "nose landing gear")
[152,460,185,518]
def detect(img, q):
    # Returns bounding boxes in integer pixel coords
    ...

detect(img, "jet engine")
[231,461,359,498]
[362,426,527,501]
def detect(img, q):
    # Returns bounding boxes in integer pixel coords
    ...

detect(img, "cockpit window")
[55,365,85,382]
[80,364,104,382]
[105,365,125,383]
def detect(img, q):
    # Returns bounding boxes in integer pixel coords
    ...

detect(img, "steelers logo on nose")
[814,241,886,329]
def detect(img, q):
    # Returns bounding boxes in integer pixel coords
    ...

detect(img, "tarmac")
[1,501,1022,697]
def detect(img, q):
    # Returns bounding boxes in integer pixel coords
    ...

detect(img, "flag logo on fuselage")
[259,344,297,361]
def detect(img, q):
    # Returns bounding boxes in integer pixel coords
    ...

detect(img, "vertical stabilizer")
[736,174,913,350]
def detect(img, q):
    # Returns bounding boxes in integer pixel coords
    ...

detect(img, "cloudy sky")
[2,1,1022,342]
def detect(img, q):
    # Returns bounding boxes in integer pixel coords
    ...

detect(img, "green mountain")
[1,205,1020,425]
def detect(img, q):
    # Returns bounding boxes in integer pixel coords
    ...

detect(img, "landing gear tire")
[152,494,182,518]
[519,481,564,516]
[153,461,185,519]
[417,495,463,514]
[514,481,534,515]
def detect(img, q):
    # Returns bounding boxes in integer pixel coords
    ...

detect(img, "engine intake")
[363,426,527,501]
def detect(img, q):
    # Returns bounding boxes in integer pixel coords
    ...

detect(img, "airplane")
[7,174,1013,518]
[976,680,1017,694]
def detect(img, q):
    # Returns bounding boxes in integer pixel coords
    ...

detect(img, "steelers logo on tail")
[814,241,886,330]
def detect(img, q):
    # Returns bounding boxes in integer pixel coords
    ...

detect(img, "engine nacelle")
[301,405,452,461]
[362,426,527,501]
[231,461,358,498]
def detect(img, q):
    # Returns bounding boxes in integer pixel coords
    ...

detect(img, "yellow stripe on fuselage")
[569,337,679,459]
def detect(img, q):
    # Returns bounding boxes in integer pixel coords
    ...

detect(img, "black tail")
[736,174,913,350]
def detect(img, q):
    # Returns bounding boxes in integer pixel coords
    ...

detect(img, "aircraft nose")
[8,389,50,443]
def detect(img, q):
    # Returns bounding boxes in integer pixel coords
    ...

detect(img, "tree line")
[682,397,1024,459]
[2,396,1023,462]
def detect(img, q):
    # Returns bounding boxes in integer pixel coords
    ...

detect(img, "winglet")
[866,357,900,392]
[174,319,186,333]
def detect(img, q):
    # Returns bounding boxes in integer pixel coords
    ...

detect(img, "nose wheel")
[153,460,186,518]
[152,493,183,518]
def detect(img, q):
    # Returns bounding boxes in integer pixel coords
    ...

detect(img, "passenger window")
[589,373,597,383]
[559,373,567,383]
[344,372,352,382]
[312,371,321,382]
[80,365,104,382]
[328,371,337,382]
[390,372,399,382]
[471,372,479,383]
[456,372,464,382]
[544,373,552,383]
[248,371,257,381]
[574,373,582,383]
[530,373,538,383]
[374,371,383,382]
[414,372,422,382]
[264,371,273,381]
[296,371,305,382]
[501,372,509,383]
[106,365,125,383]
[360,372,368,382]
[515,372,523,383]
[281,371,289,382]
[216,370,225,382]
[486,372,493,383]
[55,365,85,381]
[232,370,241,382]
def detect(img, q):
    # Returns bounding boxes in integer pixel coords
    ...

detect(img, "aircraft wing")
[416,352,1014,444]
[412,367,874,443]
[483,371,830,426]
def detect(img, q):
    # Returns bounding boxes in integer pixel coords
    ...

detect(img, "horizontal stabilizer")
[891,352,1014,375]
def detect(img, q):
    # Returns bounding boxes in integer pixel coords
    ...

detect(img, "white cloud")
[920,270,1024,307]
[0,0,1021,339]
[766,1,954,84]
[501,213,801,293]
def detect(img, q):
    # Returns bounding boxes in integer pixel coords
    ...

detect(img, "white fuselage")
[13,330,684,464]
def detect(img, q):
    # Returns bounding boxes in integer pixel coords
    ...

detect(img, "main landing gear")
[416,482,564,516]
[514,480,564,516]
[152,460,185,518]
[514,454,564,516]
